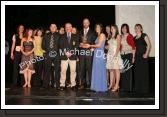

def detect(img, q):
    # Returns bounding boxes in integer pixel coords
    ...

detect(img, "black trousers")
[50,66,55,87]
[79,55,92,86]
[120,53,133,92]
[42,56,60,88]
[12,51,21,86]
[76,61,81,86]
[33,56,44,87]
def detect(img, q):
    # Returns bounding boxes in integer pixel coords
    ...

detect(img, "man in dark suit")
[59,23,79,90]
[42,23,60,89]
[79,18,97,89]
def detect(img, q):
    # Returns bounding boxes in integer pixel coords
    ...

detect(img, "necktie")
[50,34,54,49]
[67,33,71,43]
[84,29,87,36]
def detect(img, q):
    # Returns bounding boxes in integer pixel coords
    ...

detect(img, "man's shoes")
[40,86,49,90]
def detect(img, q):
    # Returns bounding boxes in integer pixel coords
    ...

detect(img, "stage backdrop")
[116,5,155,57]
[5,5,115,85]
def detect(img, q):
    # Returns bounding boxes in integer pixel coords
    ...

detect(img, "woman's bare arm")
[144,35,151,57]
[91,34,105,48]
[20,39,27,56]
[114,35,121,56]
[10,35,16,59]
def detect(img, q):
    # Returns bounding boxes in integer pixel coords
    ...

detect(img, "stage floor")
[5,87,155,105]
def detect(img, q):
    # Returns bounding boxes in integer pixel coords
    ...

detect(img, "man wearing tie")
[59,23,79,90]
[42,23,60,89]
[79,18,97,89]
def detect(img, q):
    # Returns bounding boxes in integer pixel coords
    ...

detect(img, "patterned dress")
[20,41,35,74]
[106,38,124,69]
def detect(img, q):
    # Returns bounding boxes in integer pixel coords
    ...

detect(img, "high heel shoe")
[108,85,114,90]
[111,86,120,92]
[23,84,27,88]
[108,85,112,90]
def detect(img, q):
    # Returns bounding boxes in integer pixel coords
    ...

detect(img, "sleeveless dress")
[91,38,107,92]
[133,33,149,93]
[12,34,22,85]
[106,38,124,69]
[20,41,35,74]
[34,36,44,57]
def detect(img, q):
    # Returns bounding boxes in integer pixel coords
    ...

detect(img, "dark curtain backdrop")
[5,5,115,84]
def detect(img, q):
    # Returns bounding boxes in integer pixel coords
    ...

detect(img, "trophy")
[82,35,88,44]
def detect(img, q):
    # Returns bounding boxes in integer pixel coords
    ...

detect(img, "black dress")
[12,34,22,86]
[133,33,149,93]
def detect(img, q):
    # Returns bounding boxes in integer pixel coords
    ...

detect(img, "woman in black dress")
[11,25,24,87]
[133,24,151,93]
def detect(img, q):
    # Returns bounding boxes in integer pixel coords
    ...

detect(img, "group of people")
[10,18,151,93]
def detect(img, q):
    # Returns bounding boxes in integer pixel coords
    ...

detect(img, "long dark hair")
[16,24,25,34]
[121,23,130,34]
[35,28,44,37]
[95,23,104,34]
[110,24,119,39]
[104,25,111,37]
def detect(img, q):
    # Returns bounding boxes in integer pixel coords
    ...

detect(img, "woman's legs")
[108,69,115,89]
[106,70,109,86]
[112,69,120,91]
[27,70,32,88]
[23,70,28,87]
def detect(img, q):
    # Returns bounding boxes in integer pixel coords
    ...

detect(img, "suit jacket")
[79,28,97,45]
[42,32,60,58]
[59,33,79,60]
[79,28,97,57]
